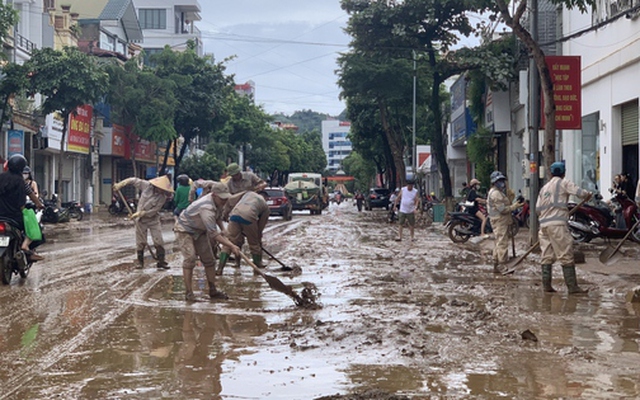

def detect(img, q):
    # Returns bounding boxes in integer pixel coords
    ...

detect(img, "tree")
[341,0,514,204]
[0,3,18,57]
[104,59,177,177]
[150,42,233,177]
[0,3,20,126]
[342,151,376,191]
[493,0,595,176]
[24,47,107,202]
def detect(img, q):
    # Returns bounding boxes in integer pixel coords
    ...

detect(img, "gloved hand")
[510,201,524,211]
[113,182,125,191]
[130,210,146,220]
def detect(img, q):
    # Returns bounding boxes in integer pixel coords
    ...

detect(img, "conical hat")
[149,175,174,193]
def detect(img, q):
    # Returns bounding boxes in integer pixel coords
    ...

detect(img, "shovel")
[261,245,293,271]
[239,252,304,306]
[598,218,640,264]
[502,197,588,275]
[117,189,157,260]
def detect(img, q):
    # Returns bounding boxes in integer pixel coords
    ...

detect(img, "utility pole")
[528,0,540,244]
[412,50,417,176]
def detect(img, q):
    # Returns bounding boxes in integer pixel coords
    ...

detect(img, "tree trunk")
[378,100,406,187]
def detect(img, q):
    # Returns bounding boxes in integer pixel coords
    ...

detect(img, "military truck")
[284,173,328,215]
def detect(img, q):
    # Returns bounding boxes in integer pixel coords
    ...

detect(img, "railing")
[16,33,37,53]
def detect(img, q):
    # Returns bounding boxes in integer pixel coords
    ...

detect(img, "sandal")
[24,250,44,262]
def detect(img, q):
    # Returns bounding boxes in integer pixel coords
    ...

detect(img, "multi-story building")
[321,120,352,172]
[132,0,203,61]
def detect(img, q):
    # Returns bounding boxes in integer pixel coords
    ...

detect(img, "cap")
[210,182,231,199]
[149,175,174,193]
[226,163,241,176]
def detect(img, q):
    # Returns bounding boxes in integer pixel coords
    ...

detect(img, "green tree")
[104,58,177,177]
[24,47,107,202]
[150,43,233,176]
[179,153,226,181]
[0,3,18,57]
[0,3,21,125]
[342,151,376,191]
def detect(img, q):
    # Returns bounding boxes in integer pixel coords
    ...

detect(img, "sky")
[198,1,351,117]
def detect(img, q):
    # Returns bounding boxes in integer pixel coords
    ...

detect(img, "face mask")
[495,181,506,190]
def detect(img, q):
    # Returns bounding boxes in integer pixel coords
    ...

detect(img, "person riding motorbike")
[0,155,45,261]
[467,178,488,237]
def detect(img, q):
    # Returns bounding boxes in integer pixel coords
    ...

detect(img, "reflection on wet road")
[0,205,639,398]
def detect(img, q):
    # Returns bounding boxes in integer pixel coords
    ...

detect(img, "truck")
[284,173,328,215]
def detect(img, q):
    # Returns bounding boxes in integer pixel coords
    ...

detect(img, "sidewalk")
[42,209,176,233]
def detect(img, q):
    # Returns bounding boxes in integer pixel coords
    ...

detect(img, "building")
[132,0,203,61]
[321,120,352,172]
[235,80,255,99]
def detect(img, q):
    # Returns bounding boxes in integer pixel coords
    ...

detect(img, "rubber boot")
[216,252,229,276]
[135,250,144,269]
[493,261,503,274]
[252,254,266,268]
[183,268,195,302]
[562,264,588,294]
[205,266,228,300]
[156,246,169,270]
[542,264,556,293]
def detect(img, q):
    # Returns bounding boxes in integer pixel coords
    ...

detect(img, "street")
[1,202,640,399]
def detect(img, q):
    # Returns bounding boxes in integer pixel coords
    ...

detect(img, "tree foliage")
[0,3,18,59]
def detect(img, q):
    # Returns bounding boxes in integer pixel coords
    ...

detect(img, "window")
[139,9,166,30]
[45,0,55,11]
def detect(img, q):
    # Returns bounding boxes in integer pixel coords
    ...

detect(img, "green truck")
[284,173,328,215]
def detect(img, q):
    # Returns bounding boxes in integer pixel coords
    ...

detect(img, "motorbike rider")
[487,171,523,273]
[0,155,45,261]
[216,190,270,275]
[467,178,489,237]
[355,190,365,212]
[23,166,39,199]
[113,175,174,270]
[536,161,592,294]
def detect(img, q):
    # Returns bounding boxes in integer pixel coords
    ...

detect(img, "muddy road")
[1,202,640,399]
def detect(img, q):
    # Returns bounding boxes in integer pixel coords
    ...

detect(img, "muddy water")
[1,205,640,398]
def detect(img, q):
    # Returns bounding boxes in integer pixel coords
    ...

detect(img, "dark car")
[365,188,391,210]
[263,187,293,220]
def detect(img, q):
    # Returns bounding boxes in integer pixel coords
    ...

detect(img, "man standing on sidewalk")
[175,182,241,302]
[393,178,420,242]
[487,171,523,273]
[536,162,592,294]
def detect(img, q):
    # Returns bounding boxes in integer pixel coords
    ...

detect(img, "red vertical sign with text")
[542,56,582,130]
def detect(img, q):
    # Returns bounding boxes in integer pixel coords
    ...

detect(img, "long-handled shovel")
[239,252,303,306]
[261,245,293,271]
[599,218,640,264]
[502,197,588,275]
[117,189,157,260]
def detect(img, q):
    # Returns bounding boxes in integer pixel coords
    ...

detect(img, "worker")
[216,190,269,275]
[113,175,174,270]
[536,161,592,294]
[487,171,523,273]
[225,162,267,194]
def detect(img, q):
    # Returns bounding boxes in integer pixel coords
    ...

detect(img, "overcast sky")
[198,1,351,117]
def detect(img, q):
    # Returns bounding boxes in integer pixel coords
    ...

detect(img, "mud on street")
[1,201,640,399]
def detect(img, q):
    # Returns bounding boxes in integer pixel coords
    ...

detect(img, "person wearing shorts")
[393,179,420,241]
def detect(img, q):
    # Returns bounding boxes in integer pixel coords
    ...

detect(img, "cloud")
[199,2,350,116]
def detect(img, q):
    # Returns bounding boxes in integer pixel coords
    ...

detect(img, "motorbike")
[567,190,640,243]
[513,194,530,228]
[109,195,137,216]
[446,202,519,243]
[0,206,44,284]
[61,200,84,221]
[41,192,70,224]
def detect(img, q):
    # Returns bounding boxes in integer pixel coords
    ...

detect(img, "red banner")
[68,105,92,153]
[542,56,582,130]
[111,124,127,157]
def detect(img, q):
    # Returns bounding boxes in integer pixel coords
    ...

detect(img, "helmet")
[406,178,415,185]
[550,161,565,176]
[490,171,507,184]
[23,166,31,174]
[469,178,480,187]
[7,154,27,174]
[177,174,190,186]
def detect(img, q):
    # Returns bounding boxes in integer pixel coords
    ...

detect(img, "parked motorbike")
[41,192,70,224]
[61,200,84,221]
[446,202,519,243]
[0,206,44,284]
[513,194,530,228]
[109,195,137,216]
[568,190,640,243]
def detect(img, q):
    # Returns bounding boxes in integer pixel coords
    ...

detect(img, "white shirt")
[399,187,418,214]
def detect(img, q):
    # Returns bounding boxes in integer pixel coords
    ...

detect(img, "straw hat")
[149,175,174,193]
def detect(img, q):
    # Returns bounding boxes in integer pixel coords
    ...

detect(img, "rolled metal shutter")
[621,100,639,146]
